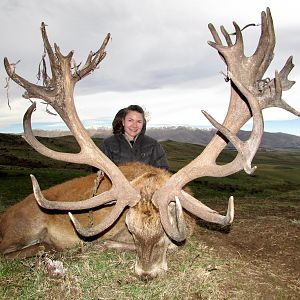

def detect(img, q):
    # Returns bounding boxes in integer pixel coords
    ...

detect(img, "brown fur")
[0,162,195,277]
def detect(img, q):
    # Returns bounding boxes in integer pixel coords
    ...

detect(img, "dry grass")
[0,238,234,300]
[1,231,298,300]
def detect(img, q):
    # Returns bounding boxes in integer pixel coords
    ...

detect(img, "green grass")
[2,233,296,300]
[0,166,89,211]
[1,135,300,209]
[164,139,300,200]
[0,239,232,300]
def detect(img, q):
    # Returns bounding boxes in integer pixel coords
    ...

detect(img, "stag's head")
[4,8,299,278]
[126,171,173,278]
[124,168,192,278]
[126,199,170,278]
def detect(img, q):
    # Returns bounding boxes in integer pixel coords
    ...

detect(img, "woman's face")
[122,110,144,140]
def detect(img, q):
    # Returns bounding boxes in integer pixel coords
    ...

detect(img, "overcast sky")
[0,0,299,136]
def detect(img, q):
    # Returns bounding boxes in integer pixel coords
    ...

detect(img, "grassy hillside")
[0,134,91,209]
[164,140,300,201]
[1,134,300,210]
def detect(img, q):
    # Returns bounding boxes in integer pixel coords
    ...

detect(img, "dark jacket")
[100,133,169,170]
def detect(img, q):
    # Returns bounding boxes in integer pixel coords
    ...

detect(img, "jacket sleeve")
[151,142,169,170]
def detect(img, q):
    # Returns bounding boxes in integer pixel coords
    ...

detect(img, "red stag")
[1,8,299,279]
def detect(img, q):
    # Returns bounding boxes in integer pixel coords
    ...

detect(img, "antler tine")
[67,199,127,237]
[202,108,257,175]
[181,192,234,225]
[272,71,300,116]
[4,57,51,104]
[259,61,300,117]
[23,102,84,164]
[255,8,275,81]
[31,174,115,210]
[279,56,296,90]
[74,33,110,81]
[208,23,221,44]
[220,25,233,46]
[40,22,59,84]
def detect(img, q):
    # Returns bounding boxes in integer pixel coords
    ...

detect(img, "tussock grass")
[291,219,300,227]
[0,243,223,299]
[0,239,231,300]
[2,233,298,300]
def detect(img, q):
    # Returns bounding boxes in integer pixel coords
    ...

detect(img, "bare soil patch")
[195,197,300,299]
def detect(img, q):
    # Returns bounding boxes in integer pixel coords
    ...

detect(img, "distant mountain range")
[146,127,300,150]
[30,126,300,149]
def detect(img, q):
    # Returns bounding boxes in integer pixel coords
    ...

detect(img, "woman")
[100,105,169,170]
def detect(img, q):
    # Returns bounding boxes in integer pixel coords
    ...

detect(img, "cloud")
[0,0,299,134]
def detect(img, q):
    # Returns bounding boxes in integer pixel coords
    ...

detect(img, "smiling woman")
[100,105,169,169]
[123,109,144,140]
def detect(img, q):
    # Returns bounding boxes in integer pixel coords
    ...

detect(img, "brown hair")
[112,105,147,134]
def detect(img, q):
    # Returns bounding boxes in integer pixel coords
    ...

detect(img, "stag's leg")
[3,243,56,259]
[0,227,58,258]
[0,196,77,258]
[101,240,136,251]
[97,227,136,251]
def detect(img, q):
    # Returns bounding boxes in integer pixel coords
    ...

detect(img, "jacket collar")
[123,133,141,147]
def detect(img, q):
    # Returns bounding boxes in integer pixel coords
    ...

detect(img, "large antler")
[152,8,300,241]
[4,23,141,235]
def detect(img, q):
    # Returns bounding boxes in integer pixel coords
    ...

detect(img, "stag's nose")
[138,270,160,281]
[135,263,167,280]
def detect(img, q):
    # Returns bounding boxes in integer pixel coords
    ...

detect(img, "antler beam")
[153,8,300,241]
[4,23,141,233]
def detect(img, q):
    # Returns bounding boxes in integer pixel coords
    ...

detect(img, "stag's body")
[2,8,299,279]
[0,162,195,276]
